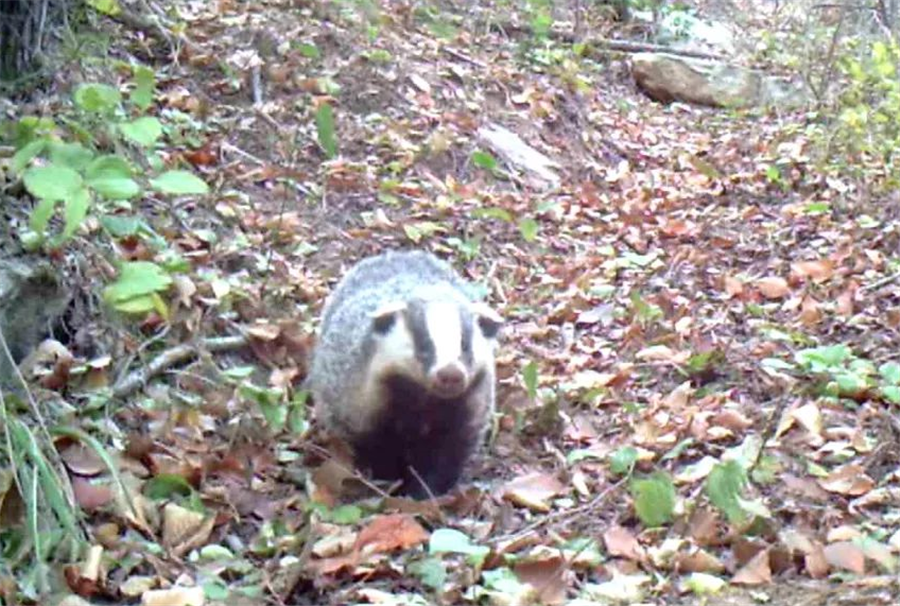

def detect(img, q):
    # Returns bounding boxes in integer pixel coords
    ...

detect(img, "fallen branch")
[112,334,249,399]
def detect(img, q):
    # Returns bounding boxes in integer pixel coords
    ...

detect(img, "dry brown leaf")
[120,576,158,597]
[502,472,566,513]
[70,476,114,511]
[603,525,643,561]
[819,464,875,496]
[756,276,790,299]
[355,514,429,556]
[663,381,694,410]
[798,295,822,326]
[723,275,744,298]
[162,503,215,557]
[805,542,830,578]
[514,557,568,605]
[731,549,772,585]
[823,541,866,574]
[60,442,108,477]
[711,409,753,432]
[790,402,823,438]
[791,260,834,283]
[675,548,725,573]
[141,586,205,606]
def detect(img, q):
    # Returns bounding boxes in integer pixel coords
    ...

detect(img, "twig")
[442,46,488,68]
[861,269,900,293]
[112,335,249,399]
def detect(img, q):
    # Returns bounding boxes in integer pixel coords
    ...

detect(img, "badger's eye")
[477,314,502,339]
[372,311,398,334]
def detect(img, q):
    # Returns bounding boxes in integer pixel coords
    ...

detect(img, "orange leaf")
[723,275,744,298]
[731,549,772,585]
[603,525,643,561]
[756,276,790,299]
[823,541,865,574]
[355,514,429,556]
[790,260,834,283]
[818,464,875,496]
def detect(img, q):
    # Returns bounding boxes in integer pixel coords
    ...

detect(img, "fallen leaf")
[603,525,643,561]
[514,557,568,605]
[756,276,790,299]
[355,514,429,556]
[731,549,771,585]
[819,464,875,496]
[790,402,823,438]
[723,275,744,298]
[823,541,866,574]
[502,472,566,512]
[791,260,834,283]
[141,586,205,606]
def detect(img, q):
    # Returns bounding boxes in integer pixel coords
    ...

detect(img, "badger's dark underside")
[350,372,487,498]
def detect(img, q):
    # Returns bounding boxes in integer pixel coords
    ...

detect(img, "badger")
[308,250,503,498]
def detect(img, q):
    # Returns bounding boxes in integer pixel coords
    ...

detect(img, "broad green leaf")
[49,142,94,171]
[472,150,497,171]
[144,474,194,500]
[99,214,141,237]
[683,572,726,595]
[296,42,321,59]
[23,165,83,201]
[112,293,158,314]
[795,344,852,371]
[328,505,363,525]
[706,460,748,524]
[428,528,488,558]
[408,557,446,590]
[11,138,48,174]
[104,261,172,304]
[315,103,337,159]
[630,472,675,527]
[29,197,57,235]
[471,207,514,222]
[60,187,91,242]
[74,83,122,113]
[150,170,209,195]
[481,567,526,593]
[85,0,121,15]
[120,116,163,147]
[130,64,155,110]
[86,155,134,179]
[518,217,539,242]
[609,446,639,476]
[88,175,141,200]
[882,385,900,404]
[879,362,900,384]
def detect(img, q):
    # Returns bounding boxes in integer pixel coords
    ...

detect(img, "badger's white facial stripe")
[425,301,464,373]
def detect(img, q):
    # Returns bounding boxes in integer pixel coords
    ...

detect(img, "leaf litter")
[4,0,900,604]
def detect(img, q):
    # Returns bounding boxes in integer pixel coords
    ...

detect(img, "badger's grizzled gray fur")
[308,250,502,497]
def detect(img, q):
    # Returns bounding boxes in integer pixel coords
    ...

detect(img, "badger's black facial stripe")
[460,306,474,367]
[406,301,436,371]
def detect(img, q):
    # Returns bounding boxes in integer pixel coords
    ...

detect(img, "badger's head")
[367,295,502,399]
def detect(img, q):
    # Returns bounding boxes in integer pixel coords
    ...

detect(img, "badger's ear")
[473,302,503,339]
[370,301,407,334]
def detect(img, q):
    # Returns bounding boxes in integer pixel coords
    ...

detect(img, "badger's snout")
[429,361,469,397]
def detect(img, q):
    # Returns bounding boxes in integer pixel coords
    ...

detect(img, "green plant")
[9,69,208,251]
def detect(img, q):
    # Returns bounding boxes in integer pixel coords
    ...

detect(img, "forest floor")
[5,0,900,604]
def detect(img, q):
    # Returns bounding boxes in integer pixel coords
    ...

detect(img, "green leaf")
[88,175,141,200]
[879,362,900,384]
[99,214,141,237]
[471,207,514,222]
[74,83,122,113]
[144,474,194,500]
[296,42,321,59]
[630,472,675,527]
[472,150,497,171]
[85,0,121,15]
[23,165,83,201]
[120,117,163,147]
[112,293,160,315]
[150,170,209,195]
[609,446,639,476]
[428,528,489,559]
[29,197,57,236]
[315,103,338,159]
[11,138,48,174]
[683,572,727,595]
[328,505,363,525]
[882,385,900,404]
[86,155,134,179]
[59,187,91,243]
[408,557,446,590]
[130,64,155,110]
[706,460,749,524]
[522,361,538,400]
[518,217,539,242]
[104,261,173,307]
[49,142,95,170]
